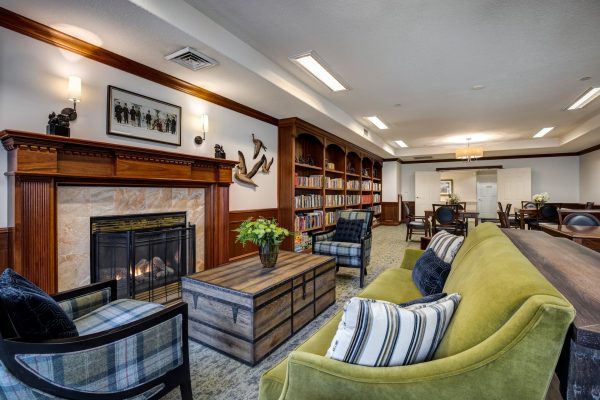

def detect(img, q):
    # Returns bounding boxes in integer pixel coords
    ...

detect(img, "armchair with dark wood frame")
[402,201,430,241]
[312,210,373,288]
[0,280,192,400]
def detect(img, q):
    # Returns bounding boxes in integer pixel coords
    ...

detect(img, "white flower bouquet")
[532,192,550,203]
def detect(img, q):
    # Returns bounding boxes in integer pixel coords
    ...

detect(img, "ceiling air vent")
[413,156,433,160]
[164,47,218,71]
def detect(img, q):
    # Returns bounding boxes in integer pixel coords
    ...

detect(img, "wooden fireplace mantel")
[1,130,238,293]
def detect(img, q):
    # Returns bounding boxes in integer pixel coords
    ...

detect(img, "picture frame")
[107,86,181,146]
[440,179,453,195]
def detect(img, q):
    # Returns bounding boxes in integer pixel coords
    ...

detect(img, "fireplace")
[90,212,195,303]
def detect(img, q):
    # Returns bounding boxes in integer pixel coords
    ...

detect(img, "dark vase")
[258,244,279,268]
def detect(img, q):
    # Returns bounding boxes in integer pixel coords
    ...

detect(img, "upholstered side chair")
[312,210,374,288]
[0,280,192,400]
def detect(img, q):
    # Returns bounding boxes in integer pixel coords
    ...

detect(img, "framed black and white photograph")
[107,86,181,146]
[440,179,453,195]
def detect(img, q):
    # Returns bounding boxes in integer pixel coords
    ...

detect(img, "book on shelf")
[361,180,372,190]
[370,204,382,215]
[294,194,323,209]
[373,182,382,191]
[325,176,344,189]
[294,210,323,231]
[325,194,345,207]
[373,194,381,203]
[346,180,361,190]
[325,211,338,226]
[346,194,361,206]
[294,231,313,252]
[295,173,323,188]
[361,194,373,204]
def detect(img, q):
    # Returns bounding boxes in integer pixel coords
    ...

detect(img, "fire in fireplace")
[90,212,195,303]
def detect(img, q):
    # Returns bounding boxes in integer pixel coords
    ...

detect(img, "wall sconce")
[46,76,82,137]
[194,114,209,144]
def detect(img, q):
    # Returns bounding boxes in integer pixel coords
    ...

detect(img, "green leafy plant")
[448,193,460,204]
[235,217,290,247]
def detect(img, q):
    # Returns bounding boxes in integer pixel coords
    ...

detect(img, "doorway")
[476,171,497,219]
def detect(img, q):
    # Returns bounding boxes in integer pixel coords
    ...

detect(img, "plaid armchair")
[0,280,192,400]
[312,210,374,288]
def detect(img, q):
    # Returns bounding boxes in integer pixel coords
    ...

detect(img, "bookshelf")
[278,118,384,252]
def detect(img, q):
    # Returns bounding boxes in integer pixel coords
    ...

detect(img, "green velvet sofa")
[259,223,575,400]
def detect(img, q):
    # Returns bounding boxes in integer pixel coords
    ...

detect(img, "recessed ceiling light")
[567,87,600,110]
[471,85,485,90]
[533,127,554,138]
[395,140,408,148]
[393,103,402,107]
[365,116,388,130]
[289,51,348,92]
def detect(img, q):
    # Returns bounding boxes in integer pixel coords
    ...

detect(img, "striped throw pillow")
[427,230,464,263]
[326,293,461,367]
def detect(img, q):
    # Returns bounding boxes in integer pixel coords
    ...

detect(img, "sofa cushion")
[74,299,164,335]
[412,249,451,295]
[0,268,78,339]
[325,294,461,366]
[332,218,364,243]
[398,292,446,307]
[426,230,464,263]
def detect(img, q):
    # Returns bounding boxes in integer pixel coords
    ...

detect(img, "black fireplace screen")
[90,212,195,303]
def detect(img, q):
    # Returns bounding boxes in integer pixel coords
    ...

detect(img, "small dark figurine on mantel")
[47,108,75,137]
[214,144,226,159]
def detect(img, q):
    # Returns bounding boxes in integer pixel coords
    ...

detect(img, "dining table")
[515,207,538,229]
[539,223,600,252]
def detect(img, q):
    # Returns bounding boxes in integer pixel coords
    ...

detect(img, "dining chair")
[561,212,600,227]
[585,202,595,210]
[402,201,430,241]
[528,204,559,230]
[504,203,520,228]
[431,204,466,236]
[520,201,539,229]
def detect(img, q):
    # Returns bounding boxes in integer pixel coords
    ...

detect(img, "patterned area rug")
[163,224,419,400]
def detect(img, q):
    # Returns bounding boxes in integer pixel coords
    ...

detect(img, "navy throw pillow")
[412,249,452,296]
[398,292,447,307]
[332,218,364,243]
[0,268,78,339]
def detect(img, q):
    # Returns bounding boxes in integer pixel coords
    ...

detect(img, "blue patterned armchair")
[0,280,192,400]
[312,210,374,288]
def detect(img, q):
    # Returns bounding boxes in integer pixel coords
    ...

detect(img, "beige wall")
[440,170,477,208]
[401,156,580,204]
[580,149,600,203]
[0,27,278,228]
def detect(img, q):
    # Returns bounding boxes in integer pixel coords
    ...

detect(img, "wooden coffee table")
[182,251,336,365]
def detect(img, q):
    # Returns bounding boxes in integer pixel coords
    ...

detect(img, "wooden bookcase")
[278,118,384,252]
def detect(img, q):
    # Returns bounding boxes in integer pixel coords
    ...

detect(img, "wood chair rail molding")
[0,7,278,126]
[1,130,238,293]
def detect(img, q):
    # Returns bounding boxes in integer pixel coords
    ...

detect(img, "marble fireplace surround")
[2,130,236,294]
[57,186,205,292]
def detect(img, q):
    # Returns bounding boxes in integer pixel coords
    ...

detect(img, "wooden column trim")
[0,7,278,126]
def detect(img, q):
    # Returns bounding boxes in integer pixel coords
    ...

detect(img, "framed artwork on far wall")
[440,179,453,195]
[107,86,181,146]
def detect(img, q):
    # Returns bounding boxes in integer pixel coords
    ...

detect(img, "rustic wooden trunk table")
[182,251,336,365]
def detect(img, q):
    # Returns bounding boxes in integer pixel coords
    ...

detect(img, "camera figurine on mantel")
[46,76,81,138]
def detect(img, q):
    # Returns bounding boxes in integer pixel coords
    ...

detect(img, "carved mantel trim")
[1,130,237,293]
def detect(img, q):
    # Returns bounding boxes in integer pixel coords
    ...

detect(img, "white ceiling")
[2,0,600,159]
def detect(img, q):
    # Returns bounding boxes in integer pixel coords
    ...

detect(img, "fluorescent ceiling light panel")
[366,116,388,130]
[289,51,347,92]
[533,127,554,138]
[567,87,600,110]
[394,140,408,148]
